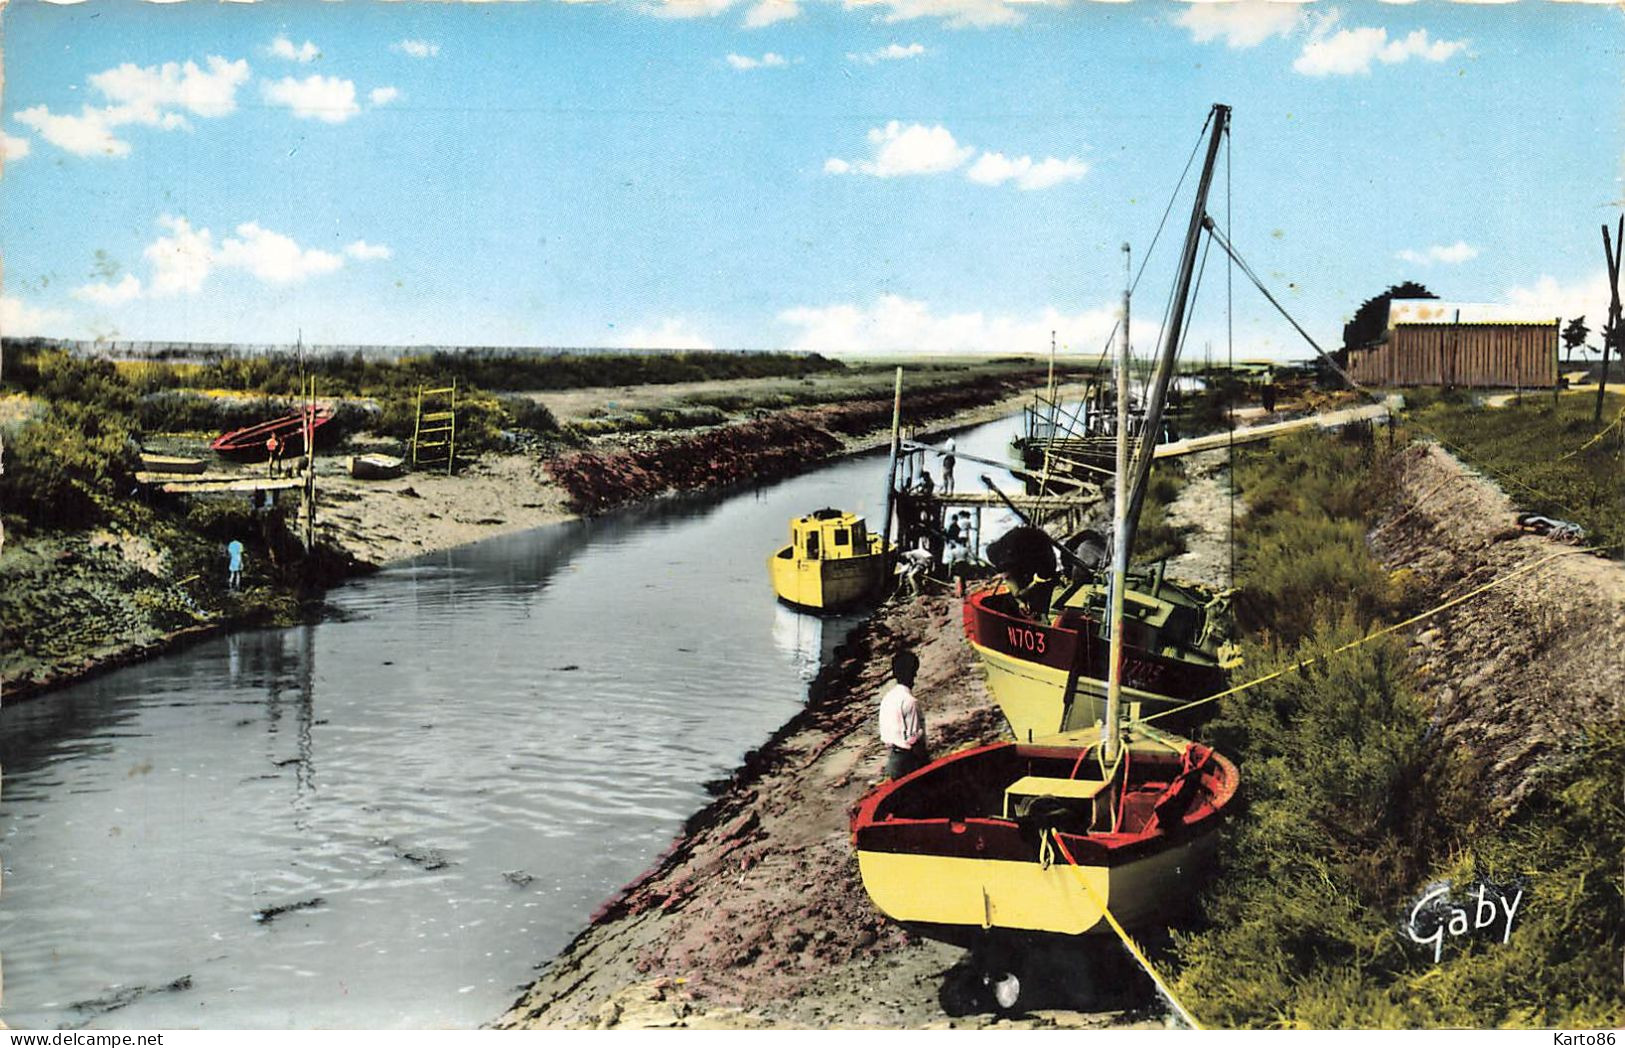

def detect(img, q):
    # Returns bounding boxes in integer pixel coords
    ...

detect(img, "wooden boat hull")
[962,588,1230,740]
[138,453,207,475]
[769,543,886,613]
[852,730,1238,940]
[347,453,405,480]
[211,410,334,462]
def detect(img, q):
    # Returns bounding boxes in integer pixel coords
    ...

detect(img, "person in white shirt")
[878,649,927,779]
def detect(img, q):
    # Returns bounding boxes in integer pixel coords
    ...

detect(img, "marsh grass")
[1168,431,1624,1028]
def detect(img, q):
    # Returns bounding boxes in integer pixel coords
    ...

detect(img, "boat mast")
[1120,103,1230,564]
[1105,243,1132,762]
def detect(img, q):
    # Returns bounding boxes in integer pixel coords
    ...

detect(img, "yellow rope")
[1558,404,1625,461]
[1143,544,1605,725]
[1050,830,1203,1030]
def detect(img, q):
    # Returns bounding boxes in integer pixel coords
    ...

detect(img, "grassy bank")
[1165,431,1623,1028]
[1406,389,1625,550]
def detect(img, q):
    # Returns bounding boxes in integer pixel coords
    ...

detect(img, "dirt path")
[1371,443,1625,814]
[1163,449,1237,590]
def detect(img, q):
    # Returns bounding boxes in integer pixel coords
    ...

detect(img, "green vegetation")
[1405,390,1625,550]
[94,344,840,397]
[1133,463,1192,565]
[1168,431,1623,1028]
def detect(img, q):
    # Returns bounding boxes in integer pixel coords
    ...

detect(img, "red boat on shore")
[209,406,335,462]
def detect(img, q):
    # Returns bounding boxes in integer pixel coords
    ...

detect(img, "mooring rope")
[1049,830,1204,1030]
[1142,544,1605,725]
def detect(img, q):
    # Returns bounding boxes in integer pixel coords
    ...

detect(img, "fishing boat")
[854,105,1240,1013]
[210,406,334,462]
[852,721,1238,942]
[963,567,1235,741]
[347,452,406,480]
[137,451,207,475]
[769,508,889,613]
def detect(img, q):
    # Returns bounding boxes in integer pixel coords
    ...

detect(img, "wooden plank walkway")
[1151,400,1395,460]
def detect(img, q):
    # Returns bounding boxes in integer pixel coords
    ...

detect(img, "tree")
[1341,282,1438,354]
[1563,316,1591,364]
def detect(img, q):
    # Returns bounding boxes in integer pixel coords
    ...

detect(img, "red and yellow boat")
[852,721,1238,944]
[963,569,1236,742]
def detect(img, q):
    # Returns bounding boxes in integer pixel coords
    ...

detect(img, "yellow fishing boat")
[769,508,889,613]
[852,720,1237,942]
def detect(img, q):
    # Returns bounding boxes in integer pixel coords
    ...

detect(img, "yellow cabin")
[769,508,889,613]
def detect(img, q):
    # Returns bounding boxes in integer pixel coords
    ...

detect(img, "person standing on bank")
[878,649,928,779]
[226,538,244,591]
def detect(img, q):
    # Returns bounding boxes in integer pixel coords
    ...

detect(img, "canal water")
[0,414,1025,1029]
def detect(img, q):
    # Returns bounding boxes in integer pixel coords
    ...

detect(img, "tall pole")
[1105,244,1132,764]
[1598,217,1622,424]
[1122,103,1230,560]
[880,366,904,568]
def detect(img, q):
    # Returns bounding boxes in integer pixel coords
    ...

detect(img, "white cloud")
[650,0,740,18]
[726,52,789,70]
[128,214,385,299]
[848,42,928,63]
[13,55,249,158]
[89,56,251,119]
[1294,11,1467,75]
[145,215,218,297]
[14,104,132,157]
[1,295,69,336]
[843,0,1040,29]
[966,151,1088,190]
[217,223,345,283]
[73,274,144,307]
[617,318,717,350]
[1174,1,1307,48]
[269,36,320,63]
[394,39,441,59]
[369,86,401,107]
[1503,270,1612,323]
[344,240,393,261]
[826,121,974,178]
[779,294,1128,356]
[1396,241,1479,266]
[2,131,33,162]
[743,0,801,26]
[261,75,362,123]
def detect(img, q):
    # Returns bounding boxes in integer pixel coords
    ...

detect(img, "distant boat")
[347,453,406,480]
[210,407,334,462]
[137,452,207,475]
[769,508,890,613]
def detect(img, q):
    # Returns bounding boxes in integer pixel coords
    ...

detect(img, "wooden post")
[879,367,904,572]
[1598,217,1622,424]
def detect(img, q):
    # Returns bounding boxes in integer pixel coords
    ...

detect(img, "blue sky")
[2,0,1622,360]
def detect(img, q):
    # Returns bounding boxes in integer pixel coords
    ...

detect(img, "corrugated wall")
[1346,323,1558,388]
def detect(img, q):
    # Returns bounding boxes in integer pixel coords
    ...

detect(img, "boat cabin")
[786,508,872,562]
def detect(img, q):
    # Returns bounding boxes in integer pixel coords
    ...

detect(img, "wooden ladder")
[412,381,458,475]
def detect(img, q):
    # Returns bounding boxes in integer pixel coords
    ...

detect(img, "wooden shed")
[1346,301,1559,389]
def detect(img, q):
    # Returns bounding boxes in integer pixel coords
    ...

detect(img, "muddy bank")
[1372,442,1625,815]
[545,377,1048,515]
[494,584,1164,1030]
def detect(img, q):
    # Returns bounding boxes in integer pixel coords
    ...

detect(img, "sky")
[1,0,1622,361]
